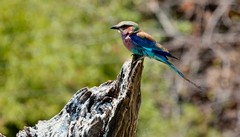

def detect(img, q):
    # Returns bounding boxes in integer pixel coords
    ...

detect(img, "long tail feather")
[155,56,203,91]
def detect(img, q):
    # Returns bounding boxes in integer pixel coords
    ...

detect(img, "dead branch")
[16,55,144,137]
[202,0,234,45]
[148,0,178,37]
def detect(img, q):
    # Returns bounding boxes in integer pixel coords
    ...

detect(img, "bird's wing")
[155,43,169,52]
[136,31,156,43]
[130,31,178,59]
[154,43,179,60]
[136,31,170,52]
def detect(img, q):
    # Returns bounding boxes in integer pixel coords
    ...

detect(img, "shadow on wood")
[17,55,144,137]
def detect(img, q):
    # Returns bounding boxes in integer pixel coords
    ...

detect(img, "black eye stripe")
[120,25,132,28]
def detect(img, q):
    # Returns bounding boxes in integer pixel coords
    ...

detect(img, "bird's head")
[111,21,139,35]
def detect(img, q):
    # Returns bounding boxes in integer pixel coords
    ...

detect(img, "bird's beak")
[110,25,119,30]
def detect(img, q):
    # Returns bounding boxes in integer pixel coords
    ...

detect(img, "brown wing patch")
[137,31,170,53]
[156,43,169,52]
[136,31,156,42]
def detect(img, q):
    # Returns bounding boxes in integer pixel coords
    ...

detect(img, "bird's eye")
[121,25,130,29]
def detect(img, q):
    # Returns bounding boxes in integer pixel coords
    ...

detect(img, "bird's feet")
[132,54,145,63]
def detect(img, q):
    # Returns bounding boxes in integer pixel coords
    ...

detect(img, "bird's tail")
[155,56,203,91]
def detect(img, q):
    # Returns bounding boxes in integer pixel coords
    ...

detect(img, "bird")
[111,21,202,90]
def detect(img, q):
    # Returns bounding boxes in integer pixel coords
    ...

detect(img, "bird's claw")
[132,56,145,64]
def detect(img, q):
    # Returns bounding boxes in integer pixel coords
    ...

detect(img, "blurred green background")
[1,0,238,136]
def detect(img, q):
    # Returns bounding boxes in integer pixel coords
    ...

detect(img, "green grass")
[0,0,220,136]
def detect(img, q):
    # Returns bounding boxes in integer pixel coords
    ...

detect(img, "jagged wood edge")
[17,55,144,137]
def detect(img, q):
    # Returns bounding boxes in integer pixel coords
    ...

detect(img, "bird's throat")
[121,34,134,51]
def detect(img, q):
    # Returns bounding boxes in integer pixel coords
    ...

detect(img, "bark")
[17,55,144,137]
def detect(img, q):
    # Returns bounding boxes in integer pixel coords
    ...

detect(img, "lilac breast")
[121,34,134,51]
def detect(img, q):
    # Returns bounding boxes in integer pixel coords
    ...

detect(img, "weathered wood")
[17,55,144,137]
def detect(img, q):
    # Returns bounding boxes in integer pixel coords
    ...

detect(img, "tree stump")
[17,55,144,137]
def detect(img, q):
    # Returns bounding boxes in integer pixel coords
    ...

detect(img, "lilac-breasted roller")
[111,21,202,90]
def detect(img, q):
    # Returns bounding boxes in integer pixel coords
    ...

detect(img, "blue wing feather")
[128,33,202,90]
[129,33,178,60]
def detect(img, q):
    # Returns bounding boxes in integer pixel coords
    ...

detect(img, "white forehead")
[116,21,138,27]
